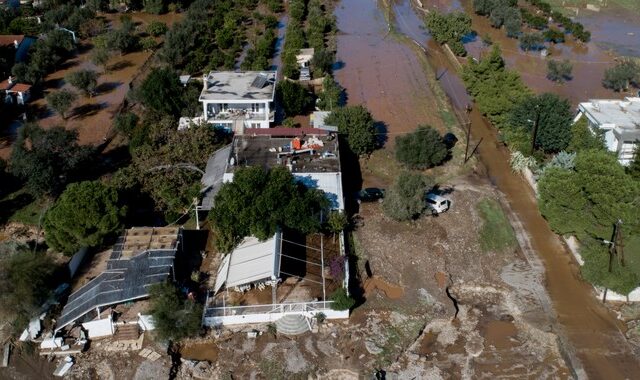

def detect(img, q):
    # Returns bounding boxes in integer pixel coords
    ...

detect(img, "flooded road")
[335,0,640,377]
[333,0,446,138]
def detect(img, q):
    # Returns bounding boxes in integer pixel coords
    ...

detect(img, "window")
[251,103,260,113]
[222,103,229,112]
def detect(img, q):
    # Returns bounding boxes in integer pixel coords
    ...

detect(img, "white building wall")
[203,309,348,327]
[82,317,114,338]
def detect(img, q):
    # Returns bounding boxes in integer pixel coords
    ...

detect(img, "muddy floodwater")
[335,0,640,377]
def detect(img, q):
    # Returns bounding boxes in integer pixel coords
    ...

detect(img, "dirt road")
[336,0,640,378]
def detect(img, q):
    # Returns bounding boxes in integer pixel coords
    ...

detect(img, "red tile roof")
[8,83,31,93]
[0,79,13,91]
[0,35,25,47]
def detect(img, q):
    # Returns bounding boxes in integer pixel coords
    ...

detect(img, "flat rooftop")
[580,97,640,137]
[200,71,277,102]
[227,133,341,174]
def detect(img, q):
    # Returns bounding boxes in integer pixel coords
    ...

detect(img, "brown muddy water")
[335,0,640,377]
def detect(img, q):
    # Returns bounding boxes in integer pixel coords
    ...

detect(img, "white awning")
[213,232,281,292]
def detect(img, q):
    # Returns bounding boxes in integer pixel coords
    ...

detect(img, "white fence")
[203,300,348,326]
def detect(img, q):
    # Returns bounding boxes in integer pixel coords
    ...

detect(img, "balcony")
[206,109,274,121]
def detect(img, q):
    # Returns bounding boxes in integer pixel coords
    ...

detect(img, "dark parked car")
[357,188,385,204]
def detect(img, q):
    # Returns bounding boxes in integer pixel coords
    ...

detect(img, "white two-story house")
[576,97,640,165]
[199,71,276,132]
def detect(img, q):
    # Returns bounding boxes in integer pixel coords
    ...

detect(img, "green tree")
[580,238,638,296]
[148,282,202,342]
[326,210,348,236]
[395,125,448,169]
[142,0,167,15]
[10,124,92,196]
[146,21,168,36]
[121,121,228,219]
[567,117,605,153]
[0,245,56,328]
[325,105,377,156]
[509,93,573,153]
[317,75,343,111]
[65,69,99,97]
[519,32,543,51]
[46,89,77,119]
[602,60,640,92]
[329,288,355,311]
[275,80,312,116]
[462,45,530,128]
[137,67,184,117]
[538,150,640,240]
[43,181,126,255]
[628,146,640,180]
[425,11,472,56]
[91,47,111,72]
[114,112,140,137]
[547,59,573,83]
[210,166,329,252]
[382,172,432,221]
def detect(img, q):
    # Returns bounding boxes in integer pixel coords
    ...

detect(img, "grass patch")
[476,198,517,253]
[0,188,51,226]
[376,317,424,367]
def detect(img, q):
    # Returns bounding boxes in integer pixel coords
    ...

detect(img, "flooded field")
[333,0,447,139]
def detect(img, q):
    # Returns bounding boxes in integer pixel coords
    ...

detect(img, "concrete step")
[275,314,309,335]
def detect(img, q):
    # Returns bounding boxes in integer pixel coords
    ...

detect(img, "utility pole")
[530,105,541,155]
[193,198,200,230]
[602,219,624,303]
[463,105,472,163]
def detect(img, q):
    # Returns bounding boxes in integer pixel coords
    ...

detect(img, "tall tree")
[325,105,377,156]
[137,67,184,117]
[276,80,312,117]
[0,244,57,327]
[538,149,640,240]
[10,124,93,196]
[509,93,573,153]
[395,125,448,169]
[44,181,126,255]
[210,166,329,252]
[46,89,77,119]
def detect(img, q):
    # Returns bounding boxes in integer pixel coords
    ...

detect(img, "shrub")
[146,21,168,37]
[65,69,99,97]
[382,172,432,221]
[395,125,448,169]
[547,59,573,82]
[330,288,355,311]
[519,33,544,51]
[602,60,640,92]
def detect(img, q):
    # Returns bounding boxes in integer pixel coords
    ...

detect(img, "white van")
[425,193,451,215]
